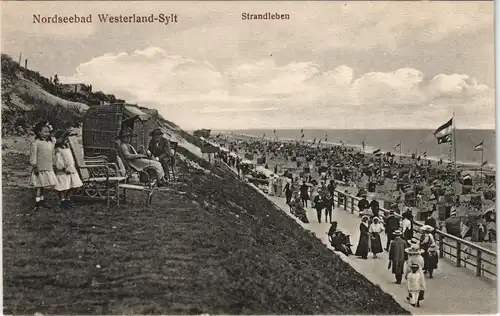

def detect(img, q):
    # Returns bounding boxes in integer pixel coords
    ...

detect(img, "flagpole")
[453,112,457,184]
[480,148,484,187]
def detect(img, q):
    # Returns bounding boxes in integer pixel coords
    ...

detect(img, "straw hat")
[361,215,370,222]
[393,229,402,236]
[410,263,420,268]
[405,243,424,254]
[372,216,381,222]
[419,225,435,232]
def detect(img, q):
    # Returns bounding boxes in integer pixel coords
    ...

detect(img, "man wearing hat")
[387,229,406,284]
[147,128,174,180]
[385,209,400,251]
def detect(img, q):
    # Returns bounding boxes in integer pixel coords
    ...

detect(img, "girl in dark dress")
[355,216,370,259]
[419,225,436,273]
[283,180,293,205]
[426,245,439,278]
[300,183,309,207]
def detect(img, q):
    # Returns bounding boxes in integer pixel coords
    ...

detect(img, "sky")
[2,1,495,130]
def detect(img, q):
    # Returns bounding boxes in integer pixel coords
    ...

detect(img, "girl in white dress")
[29,121,58,210]
[54,130,83,209]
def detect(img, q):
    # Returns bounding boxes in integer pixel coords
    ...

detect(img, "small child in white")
[54,130,83,209]
[407,263,426,307]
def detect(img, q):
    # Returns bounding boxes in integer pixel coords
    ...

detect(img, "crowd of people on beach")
[215,135,496,309]
[218,136,496,242]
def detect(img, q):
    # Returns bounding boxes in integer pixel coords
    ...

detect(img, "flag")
[463,174,471,181]
[325,134,328,142]
[422,151,427,157]
[312,137,316,144]
[481,160,488,167]
[474,141,483,151]
[373,148,381,154]
[394,142,401,150]
[434,118,453,144]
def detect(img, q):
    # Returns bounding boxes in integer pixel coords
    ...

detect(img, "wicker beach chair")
[68,136,126,208]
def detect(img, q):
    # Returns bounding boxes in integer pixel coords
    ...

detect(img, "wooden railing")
[333,189,497,280]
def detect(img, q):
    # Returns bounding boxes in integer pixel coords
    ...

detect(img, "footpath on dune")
[3,145,409,315]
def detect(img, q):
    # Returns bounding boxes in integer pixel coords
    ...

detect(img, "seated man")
[117,128,166,185]
[147,128,174,180]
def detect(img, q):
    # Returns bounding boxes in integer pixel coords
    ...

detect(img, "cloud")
[61,47,495,129]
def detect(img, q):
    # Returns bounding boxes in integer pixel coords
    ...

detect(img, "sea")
[215,129,496,169]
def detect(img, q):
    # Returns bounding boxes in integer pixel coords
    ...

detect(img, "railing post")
[343,193,347,210]
[350,197,354,214]
[439,234,444,259]
[456,241,462,267]
[476,250,482,277]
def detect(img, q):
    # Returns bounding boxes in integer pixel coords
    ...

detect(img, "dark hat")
[116,127,136,139]
[149,128,164,137]
[54,129,70,139]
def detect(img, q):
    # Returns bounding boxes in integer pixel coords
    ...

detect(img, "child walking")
[53,130,83,209]
[29,121,57,210]
[407,263,426,307]
[426,245,439,278]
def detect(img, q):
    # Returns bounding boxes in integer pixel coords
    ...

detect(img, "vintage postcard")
[1,1,496,315]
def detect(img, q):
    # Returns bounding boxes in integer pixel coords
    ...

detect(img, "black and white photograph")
[1,1,497,314]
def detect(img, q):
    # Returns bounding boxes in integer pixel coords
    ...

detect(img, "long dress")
[284,183,292,204]
[310,185,318,207]
[369,222,385,254]
[419,233,435,271]
[300,184,309,203]
[355,222,370,258]
[268,178,275,195]
[120,142,165,180]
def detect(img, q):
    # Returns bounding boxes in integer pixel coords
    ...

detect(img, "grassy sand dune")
[3,151,409,315]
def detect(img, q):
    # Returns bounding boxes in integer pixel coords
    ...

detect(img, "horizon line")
[193,128,496,131]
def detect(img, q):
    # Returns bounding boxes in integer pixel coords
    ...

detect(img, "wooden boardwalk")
[267,194,497,315]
